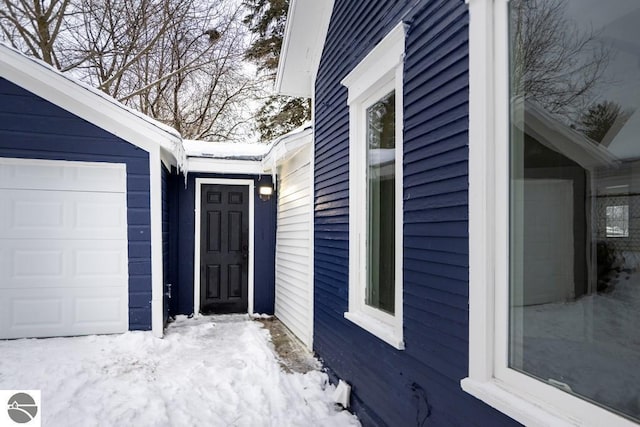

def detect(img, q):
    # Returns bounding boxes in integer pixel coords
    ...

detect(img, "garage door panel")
[0,189,126,239]
[74,295,126,325]
[75,200,126,232]
[0,286,127,339]
[12,297,64,328]
[0,240,127,288]
[12,199,64,229]
[12,249,64,278]
[75,249,126,277]
[0,159,126,192]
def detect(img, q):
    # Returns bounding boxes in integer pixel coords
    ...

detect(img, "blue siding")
[172,173,276,316]
[313,1,518,425]
[0,77,153,331]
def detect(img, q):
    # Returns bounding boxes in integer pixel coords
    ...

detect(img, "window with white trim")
[342,23,405,350]
[464,0,640,425]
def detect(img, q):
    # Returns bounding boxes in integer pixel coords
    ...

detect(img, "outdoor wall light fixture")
[258,184,273,201]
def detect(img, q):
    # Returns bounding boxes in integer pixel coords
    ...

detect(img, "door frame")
[194,178,255,315]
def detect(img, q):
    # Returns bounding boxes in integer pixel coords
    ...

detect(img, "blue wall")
[169,172,276,316]
[313,0,518,425]
[0,77,153,331]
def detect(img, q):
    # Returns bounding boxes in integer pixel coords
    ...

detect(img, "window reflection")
[509,0,640,421]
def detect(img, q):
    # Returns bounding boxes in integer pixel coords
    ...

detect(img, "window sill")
[461,377,577,426]
[462,377,639,426]
[344,311,404,350]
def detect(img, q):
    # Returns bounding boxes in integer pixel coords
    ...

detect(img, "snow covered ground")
[0,315,360,427]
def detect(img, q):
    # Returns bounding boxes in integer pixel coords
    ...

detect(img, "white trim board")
[150,148,164,337]
[186,158,264,175]
[193,178,255,316]
[343,22,405,350]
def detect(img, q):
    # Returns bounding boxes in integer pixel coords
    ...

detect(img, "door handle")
[242,244,248,259]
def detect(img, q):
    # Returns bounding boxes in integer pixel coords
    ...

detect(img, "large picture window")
[464,0,640,425]
[508,0,640,421]
[342,23,404,349]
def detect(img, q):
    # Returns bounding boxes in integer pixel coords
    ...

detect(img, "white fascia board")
[186,157,265,175]
[275,0,334,97]
[0,44,182,158]
[160,147,177,171]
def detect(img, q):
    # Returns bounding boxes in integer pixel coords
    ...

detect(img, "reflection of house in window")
[606,204,629,237]
[512,97,621,304]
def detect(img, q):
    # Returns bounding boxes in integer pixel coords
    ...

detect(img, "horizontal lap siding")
[275,145,313,347]
[0,78,153,330]
[313,1,518,425]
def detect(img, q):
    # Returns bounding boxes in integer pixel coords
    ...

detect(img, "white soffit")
[0,43,183,161]
[275,0,335,97]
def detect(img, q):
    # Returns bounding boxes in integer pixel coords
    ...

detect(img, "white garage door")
[275,145,313,348]
[512,178,575,306]
[0,158,129,339]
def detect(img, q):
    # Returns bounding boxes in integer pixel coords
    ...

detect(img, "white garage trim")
[150,149,164,337]
[193,178,255,315]
[0,157,129,339]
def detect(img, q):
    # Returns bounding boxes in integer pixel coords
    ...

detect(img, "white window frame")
[341,22,405,350]
[462,0,638,425]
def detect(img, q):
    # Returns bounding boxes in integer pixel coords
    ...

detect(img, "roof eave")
[262,124,313,171]
[275,0,334,98]
[0,44,182,162]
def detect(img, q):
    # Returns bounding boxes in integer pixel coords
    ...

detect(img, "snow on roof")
[183,140,271,160]
[263,122,312,157]
[0,43,315,175]
[513,97,619,170]
[0,43,185,169]
[185,122,312,161]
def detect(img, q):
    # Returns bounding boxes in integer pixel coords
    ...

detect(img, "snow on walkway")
[0,315,360,427]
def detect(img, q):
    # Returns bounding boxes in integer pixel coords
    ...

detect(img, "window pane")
[366,91,395,314]
[606,205,629,237]
[509,0,640,420]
